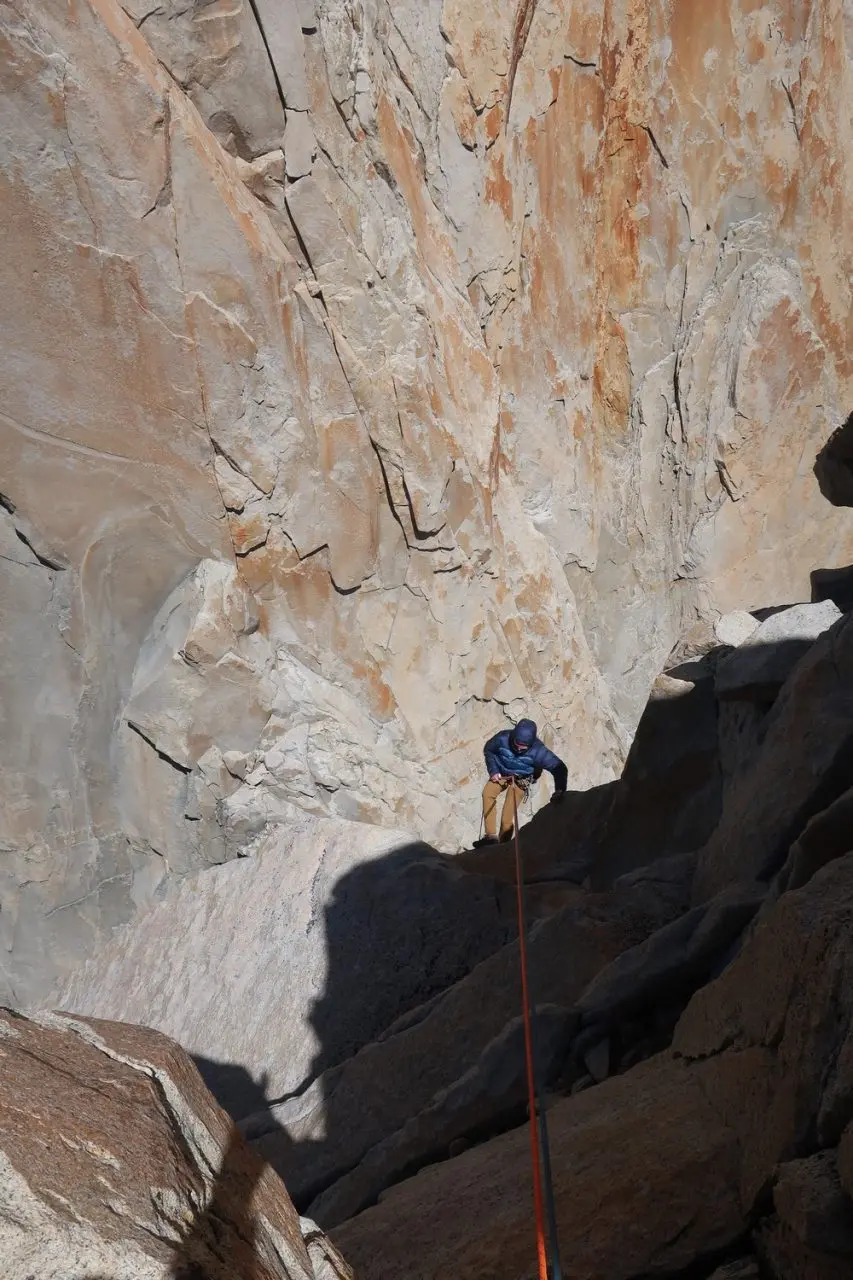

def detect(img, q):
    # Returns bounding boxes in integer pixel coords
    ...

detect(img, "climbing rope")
[511,785,563,1280]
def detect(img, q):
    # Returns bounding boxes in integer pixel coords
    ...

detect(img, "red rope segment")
[511,786,549,1280]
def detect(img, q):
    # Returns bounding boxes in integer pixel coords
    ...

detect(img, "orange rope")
[511,786,549,1280]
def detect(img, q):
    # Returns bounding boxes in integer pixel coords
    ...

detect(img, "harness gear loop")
[511,786,563,1280]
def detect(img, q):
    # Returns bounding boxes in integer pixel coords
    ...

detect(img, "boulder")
[0,1008,348,1279]
[772,1151,853,1256]
[714,611,760,647]
[693,613,853,902]
[676,856,853,1202]
[574,883,764,1033]
[332,1055,749,1280]
[715,601,842,702]
[59,816,512,1119]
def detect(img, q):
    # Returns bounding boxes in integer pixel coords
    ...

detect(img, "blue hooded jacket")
[483,719,568,791]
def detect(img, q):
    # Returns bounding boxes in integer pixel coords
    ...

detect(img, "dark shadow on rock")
[748,602,802,622]
[184,841,517,1222]
[815,411,853,506]
[302,842,513,1076]
[812,563,853,613]
[239,843,531,1220]
[591,674,723,886]
[192,1058,284,1126]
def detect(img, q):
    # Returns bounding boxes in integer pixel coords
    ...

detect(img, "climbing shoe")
[473,834,499,847]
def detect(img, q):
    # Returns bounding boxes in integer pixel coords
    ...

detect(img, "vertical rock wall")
[3,0,853,1000]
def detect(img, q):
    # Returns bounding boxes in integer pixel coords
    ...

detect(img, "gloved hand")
[549,790,566,805]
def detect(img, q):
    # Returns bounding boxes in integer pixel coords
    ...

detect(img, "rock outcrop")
[6,0,853,1003]
[0,1008,349,1279]
[334,854,853,1279]
[693,609,853,902]
[335,1051,751,1279]
[715,599,842,701]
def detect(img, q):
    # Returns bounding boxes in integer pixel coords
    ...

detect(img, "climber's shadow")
[182,837,520,1241]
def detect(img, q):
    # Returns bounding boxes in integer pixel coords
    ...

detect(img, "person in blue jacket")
[476,718,567,845]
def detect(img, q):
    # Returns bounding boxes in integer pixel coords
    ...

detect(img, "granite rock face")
[5,0,853,1002]
[0,1008,350,1280]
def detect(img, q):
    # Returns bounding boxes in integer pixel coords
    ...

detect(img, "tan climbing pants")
[482,777,525,840]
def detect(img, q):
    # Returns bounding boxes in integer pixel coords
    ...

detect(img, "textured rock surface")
[334,852,853,1278]
[772,1151,853,1257]
[249,877,675,1214]
[6,0,853,1001]
[676,855,853,1199]
[60,810,678,1219]
[715,599,842,700]
[0,1008,349,1279]
[59,814,513,1116]
[574,882,763,1031]
[308,1003,575,1228]
[715,610,760,648]
[694,611,853,902]
[333,1053,749,1279]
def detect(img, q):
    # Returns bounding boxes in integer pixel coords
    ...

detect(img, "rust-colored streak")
[591,0,651,440]
[484,151,514,219]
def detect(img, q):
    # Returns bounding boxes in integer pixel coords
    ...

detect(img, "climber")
[475,718,568,846]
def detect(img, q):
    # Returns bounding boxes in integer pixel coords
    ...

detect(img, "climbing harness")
[477,776,534,844]
[511,785,563,1280]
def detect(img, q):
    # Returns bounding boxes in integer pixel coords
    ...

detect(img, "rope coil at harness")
[511,786,563,1280]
